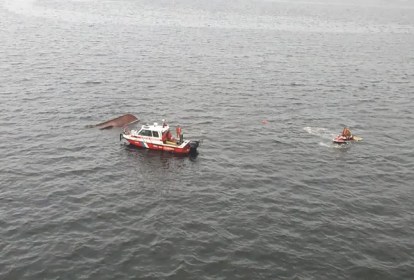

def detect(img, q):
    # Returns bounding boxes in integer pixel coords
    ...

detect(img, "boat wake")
[318,142,330,148]
[318,141,348,149]
[304,127,346,148]
[303,127,335,140]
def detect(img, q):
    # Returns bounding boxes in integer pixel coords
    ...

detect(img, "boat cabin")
[132,122,177,143]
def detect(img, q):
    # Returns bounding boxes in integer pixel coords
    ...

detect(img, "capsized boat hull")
[91,114,138,129]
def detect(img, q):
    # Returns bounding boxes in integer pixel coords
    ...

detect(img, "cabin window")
[139,130,152,137]
[152,131,159,138]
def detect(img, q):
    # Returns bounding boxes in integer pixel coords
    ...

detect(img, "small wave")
[81,81,102,85]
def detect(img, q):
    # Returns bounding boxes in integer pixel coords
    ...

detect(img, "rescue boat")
[120,121,200,155]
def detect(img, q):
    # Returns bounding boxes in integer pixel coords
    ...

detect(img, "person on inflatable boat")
[341,127,353,140]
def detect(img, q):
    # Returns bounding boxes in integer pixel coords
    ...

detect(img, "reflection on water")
[4,0,414,33]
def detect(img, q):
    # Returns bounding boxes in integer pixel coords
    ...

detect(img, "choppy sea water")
[1,0,413,279]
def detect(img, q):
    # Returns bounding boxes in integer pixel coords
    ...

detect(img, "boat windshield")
[138,129,160,138]
[138,129,152,136]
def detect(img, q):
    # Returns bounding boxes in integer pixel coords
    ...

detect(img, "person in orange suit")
[176,125,182,139]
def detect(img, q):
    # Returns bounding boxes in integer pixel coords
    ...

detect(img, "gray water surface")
[1,0,413,279]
